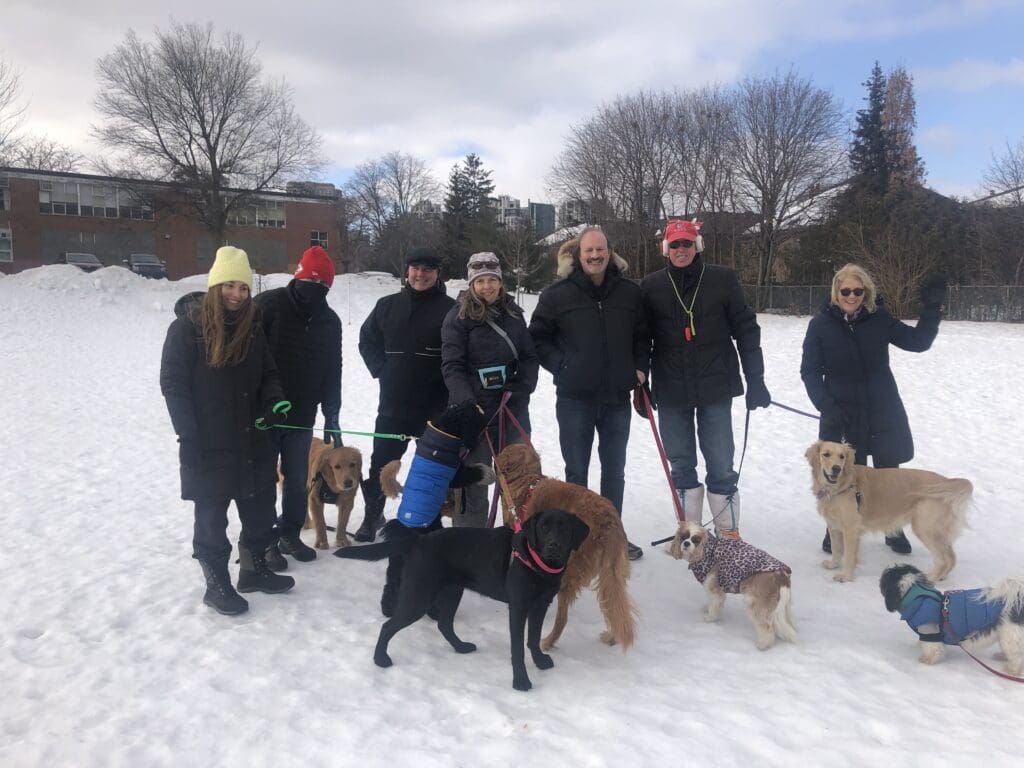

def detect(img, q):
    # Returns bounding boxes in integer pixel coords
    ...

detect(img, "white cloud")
[919,125,961,157]
[915,58,1024,91]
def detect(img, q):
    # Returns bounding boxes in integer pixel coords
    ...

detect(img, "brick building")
[0,167,350,278]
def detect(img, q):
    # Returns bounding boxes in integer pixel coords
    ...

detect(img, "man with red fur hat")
[256,245,343,567]
[640,220,771,539]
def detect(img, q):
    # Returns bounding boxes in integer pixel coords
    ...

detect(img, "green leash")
[268,423,410,441]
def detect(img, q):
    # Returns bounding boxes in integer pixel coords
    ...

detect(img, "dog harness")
[310,472,340,504]
[396,421,463,528]
[898,584,1005,645]
[688,534,791,593]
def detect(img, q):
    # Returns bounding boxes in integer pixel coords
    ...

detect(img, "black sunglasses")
[839,287,865,297]
[669,239,695,250]
[469,259,500,269]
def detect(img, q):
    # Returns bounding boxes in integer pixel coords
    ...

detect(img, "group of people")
[161,220,946,617]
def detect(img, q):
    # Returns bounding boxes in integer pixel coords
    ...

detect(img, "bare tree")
[0,57,26,161]
[92,21,323,245]
[346,151,440,243]
[982,139,1024,284]
[883,66,925,187]
[11,135,83,172]
[495,216,547,301]
[728,70,846,298]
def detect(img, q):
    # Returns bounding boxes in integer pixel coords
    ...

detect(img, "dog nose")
[830,465,840,475]
[343,480,354,489]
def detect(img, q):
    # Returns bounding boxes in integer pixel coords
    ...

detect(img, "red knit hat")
[294,246,335,287]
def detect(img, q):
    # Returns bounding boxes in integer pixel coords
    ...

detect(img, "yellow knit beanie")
[208,246,253,289]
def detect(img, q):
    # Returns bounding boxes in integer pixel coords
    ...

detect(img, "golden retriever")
[805,440,972,582]
[496,443,637,651]
[305,442,363,549]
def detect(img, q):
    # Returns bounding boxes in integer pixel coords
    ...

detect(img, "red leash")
[483,393,533,528]
[942,595,1024,683]
[638,384,684,524]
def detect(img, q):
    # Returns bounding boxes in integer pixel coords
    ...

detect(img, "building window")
[117,190,153,220]
[311,230,328,248]
[0,175,8,211]
[256,199,286,228]
[0,228,12,263]
[39,180,79,215]
[80,184,117,218]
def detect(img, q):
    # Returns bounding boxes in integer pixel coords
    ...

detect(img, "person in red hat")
[640,220,771,540]
[255,245,343,568]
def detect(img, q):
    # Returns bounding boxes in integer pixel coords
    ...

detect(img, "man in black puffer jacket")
[256,245,342,567]
[530,226,648,560]
[357,247,456,541]
[641,220,771,540]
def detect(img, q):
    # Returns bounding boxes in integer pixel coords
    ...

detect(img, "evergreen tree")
[442,153,499,276]
[849,62,889,193]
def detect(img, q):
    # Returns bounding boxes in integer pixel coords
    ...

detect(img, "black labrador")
[336,508,589,691]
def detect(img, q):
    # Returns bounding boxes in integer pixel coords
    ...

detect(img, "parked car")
[123,253,167,279]
[56,252,103,273]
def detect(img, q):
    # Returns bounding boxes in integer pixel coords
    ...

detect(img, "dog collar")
[512,542,565,576]
[312,473,340,504]
[511,481,540,532]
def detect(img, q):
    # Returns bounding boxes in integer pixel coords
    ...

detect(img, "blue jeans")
[270,427,314,534]
[658,400,738,495]
[555,396,631,515]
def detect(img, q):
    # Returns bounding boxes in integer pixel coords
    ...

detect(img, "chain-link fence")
[741,285,1024,321]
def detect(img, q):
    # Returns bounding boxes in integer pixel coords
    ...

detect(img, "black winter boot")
[278,531,316,562]
[885,530,912,555]
[264,543,288,572]
[237,546,296,594]
[355,493,386,543]
[198,559,249,615]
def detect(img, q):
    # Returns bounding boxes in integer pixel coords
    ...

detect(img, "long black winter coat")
[529,264,647,403]
[800,299,939,466]
[641,257,765,408]
[359,283,456,420]
[255,281,341,428]
[441,294,539,428]
[160,292,284,501]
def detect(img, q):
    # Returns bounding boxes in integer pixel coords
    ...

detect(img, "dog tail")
[332,535,414,562]
[380,460,403,498]
[595,531,639,652]
[986,578,1024,623]
[772,585,799,644]
[918,478,973,537]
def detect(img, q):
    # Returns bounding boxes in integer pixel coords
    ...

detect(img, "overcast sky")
[3,0,1023,203]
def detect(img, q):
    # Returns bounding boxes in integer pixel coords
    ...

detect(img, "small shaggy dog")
[304,442,363,549]
[880,564,1024,675]
[669,521,797,650]
[496,443,638,651]
[806,440,972,582]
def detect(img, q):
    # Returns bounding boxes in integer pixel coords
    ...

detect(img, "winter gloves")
[255,400,292,431]
[745,378,771,410]
[324,416,343,447]
[633,381,655,418]
[920,273,948,311]
[820,408,848,441]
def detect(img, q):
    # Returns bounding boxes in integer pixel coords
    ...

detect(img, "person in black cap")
[356,247,455,541]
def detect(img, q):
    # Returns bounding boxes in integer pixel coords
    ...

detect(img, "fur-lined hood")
[556,237,629,279]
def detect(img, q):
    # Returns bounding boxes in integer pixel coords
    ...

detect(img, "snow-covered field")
[2,265,1023,767]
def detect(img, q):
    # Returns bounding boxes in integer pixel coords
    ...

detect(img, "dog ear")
[805,441,821,468]
[568,514,590,552]
[879,565,917,613]
[842,443,856,475]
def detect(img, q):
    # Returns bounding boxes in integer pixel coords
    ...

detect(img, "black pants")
[192,486,277,561]
[270,427,314,534]
[361,413,429,499]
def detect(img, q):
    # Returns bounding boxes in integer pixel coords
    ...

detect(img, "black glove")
[633,381,655,418]
[920,273,948,311]
[178,438,199,471]
[323,416,343,447]
[820,409,848,441]
[255,400,291,431]
[745,379,771,410]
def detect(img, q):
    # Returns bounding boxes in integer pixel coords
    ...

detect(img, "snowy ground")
[2,265,1023,767]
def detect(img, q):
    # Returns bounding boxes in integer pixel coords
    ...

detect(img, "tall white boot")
[674,485,705,524]
[707,490,741,539]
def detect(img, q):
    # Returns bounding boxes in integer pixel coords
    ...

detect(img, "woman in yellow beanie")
[159,246,296,615]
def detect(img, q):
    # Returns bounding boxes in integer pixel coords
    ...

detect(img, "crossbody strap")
[485,318,519,360]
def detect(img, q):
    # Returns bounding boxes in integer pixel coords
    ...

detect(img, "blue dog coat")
[899,584,1004,645]
[396,422,462,528]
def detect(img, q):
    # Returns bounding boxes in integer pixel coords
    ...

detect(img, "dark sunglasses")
[839,287,865,297]
[469,259,500,269]
[669,239,695,250]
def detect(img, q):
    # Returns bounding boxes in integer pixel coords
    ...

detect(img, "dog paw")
[821,559,839,570]
[373,652,393,668]
[531,651,554,670]
[833,573,854,583]
[452,641,477,654]
[703,609,721,623]
[512,675,533,692]
[755,637,775,651]
[314,539,330,550]
[598,631,617,646]
[334,537,351,549]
